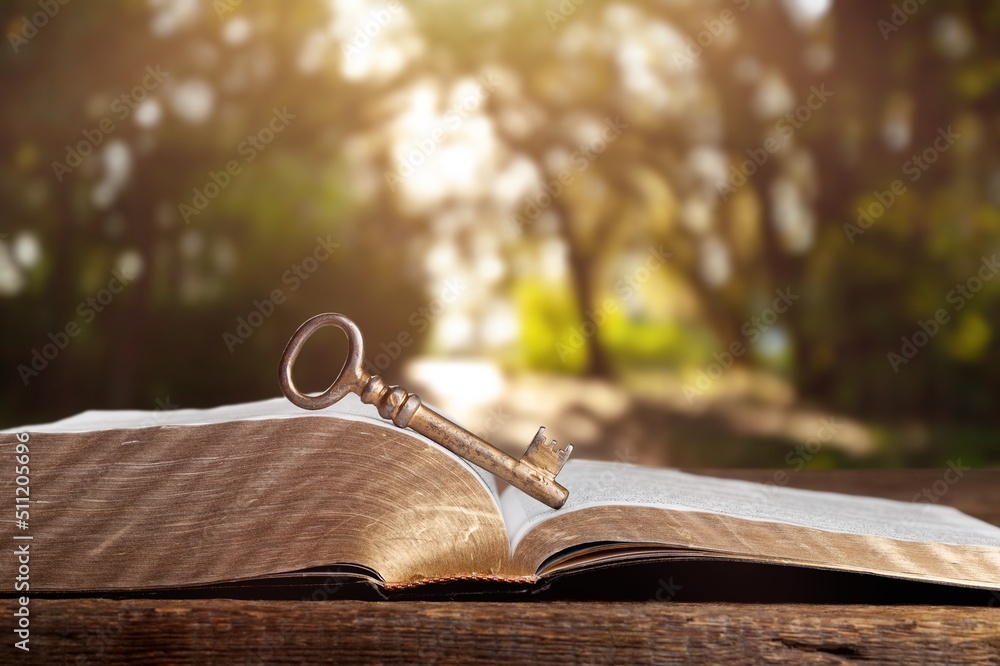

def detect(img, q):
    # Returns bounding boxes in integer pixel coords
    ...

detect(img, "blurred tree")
[1,0,998,434]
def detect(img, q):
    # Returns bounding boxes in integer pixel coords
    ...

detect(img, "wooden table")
[6,470,1000,664]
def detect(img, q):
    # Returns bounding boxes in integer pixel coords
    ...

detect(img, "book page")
[2,394,502,514]
[3,396,516,588]
[501,460,1000,555]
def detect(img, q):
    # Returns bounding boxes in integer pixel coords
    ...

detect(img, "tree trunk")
[553,199,614,378]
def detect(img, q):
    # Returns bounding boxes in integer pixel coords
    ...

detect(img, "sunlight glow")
[134,99,162,128]
[597,5,703,120]
[782,0,832,28]
[482,301,520,348]
[326,0,424,81]
[92,141,132,210]
[932,15,974,60]
[386,79,502,212]
[770,177,815,254]
[754,71,795,119]
[222,16,252,45]
[407,358,506,408]
[680,195,714,235]
[169,79,215,124]
[435,313,475,350]
[881,94,913,151]
[0,244,24,296]
[700,235,731,286]
[148,0,198,37]
[116,249,145,281]
[12,233,41,269]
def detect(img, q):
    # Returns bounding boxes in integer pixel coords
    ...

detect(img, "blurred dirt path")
[404,358,876,468]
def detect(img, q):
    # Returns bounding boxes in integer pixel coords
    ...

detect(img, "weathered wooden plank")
[5,471,998,664]
[7,599,1000,664]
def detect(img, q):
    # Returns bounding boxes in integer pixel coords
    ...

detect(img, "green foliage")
[2,0,1000,443]
[513,278,586,373]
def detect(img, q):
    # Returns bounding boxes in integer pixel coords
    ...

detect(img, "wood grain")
[4,470,999,664]
[6,598,999,664]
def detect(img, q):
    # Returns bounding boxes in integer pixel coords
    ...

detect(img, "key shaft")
[354,368,569,507]
[409,404,569,508]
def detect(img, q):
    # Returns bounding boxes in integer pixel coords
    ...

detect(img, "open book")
[3,395,999,601]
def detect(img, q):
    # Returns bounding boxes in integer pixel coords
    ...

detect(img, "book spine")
[384,574,539,590]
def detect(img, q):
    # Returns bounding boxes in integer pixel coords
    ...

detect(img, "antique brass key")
[278,313,572,508]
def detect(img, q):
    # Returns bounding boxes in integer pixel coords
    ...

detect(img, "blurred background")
[2,0,998,469]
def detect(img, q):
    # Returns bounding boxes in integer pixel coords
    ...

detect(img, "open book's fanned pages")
[1,396,515,591]
[5,395,505,515]
[4,398,1000,596]
[501,461,1000,590]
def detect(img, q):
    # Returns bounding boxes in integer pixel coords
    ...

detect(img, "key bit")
[278,313,573,509]
[522,427,572,484]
